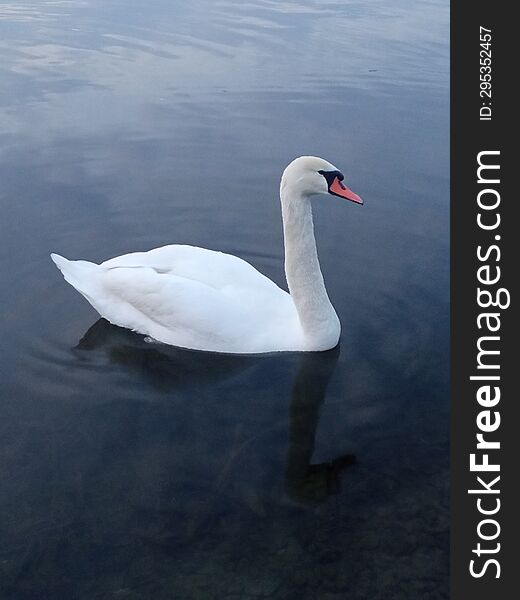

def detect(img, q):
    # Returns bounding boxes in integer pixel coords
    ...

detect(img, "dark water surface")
[0,1,449,598]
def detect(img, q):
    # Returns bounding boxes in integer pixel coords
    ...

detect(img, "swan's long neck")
[280,179,340,350]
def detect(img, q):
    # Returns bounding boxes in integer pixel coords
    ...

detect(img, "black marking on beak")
[318,169,344,188]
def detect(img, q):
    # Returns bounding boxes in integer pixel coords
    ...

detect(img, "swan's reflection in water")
[78,318,356,506]
[77,317,260,391]
[285,347,355,505]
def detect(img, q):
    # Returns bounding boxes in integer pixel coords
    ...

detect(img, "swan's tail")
[51,252,72,272]
[50,253,99,301]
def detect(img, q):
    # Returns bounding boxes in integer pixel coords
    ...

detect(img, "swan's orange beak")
[329,177,363,205]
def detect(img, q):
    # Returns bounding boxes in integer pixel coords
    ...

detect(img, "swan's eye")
[318,169,344,186]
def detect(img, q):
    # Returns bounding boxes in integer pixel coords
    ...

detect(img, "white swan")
[51,156,363,354]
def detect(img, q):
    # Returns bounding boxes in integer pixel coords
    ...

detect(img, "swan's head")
[281,156,363,205]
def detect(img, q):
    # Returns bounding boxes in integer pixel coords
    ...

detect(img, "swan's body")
[51,245,305,353]
[51,156,363,354]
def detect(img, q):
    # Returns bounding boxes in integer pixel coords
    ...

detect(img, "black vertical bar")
[452,1,517,598]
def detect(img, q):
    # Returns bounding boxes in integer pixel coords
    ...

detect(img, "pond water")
[0,1,449,598]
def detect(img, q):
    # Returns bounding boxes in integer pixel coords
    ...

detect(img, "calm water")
[0,1,449,598]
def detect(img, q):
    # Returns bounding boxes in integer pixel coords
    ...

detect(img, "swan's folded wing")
[101,244,284,295]
[97,265,252,349]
